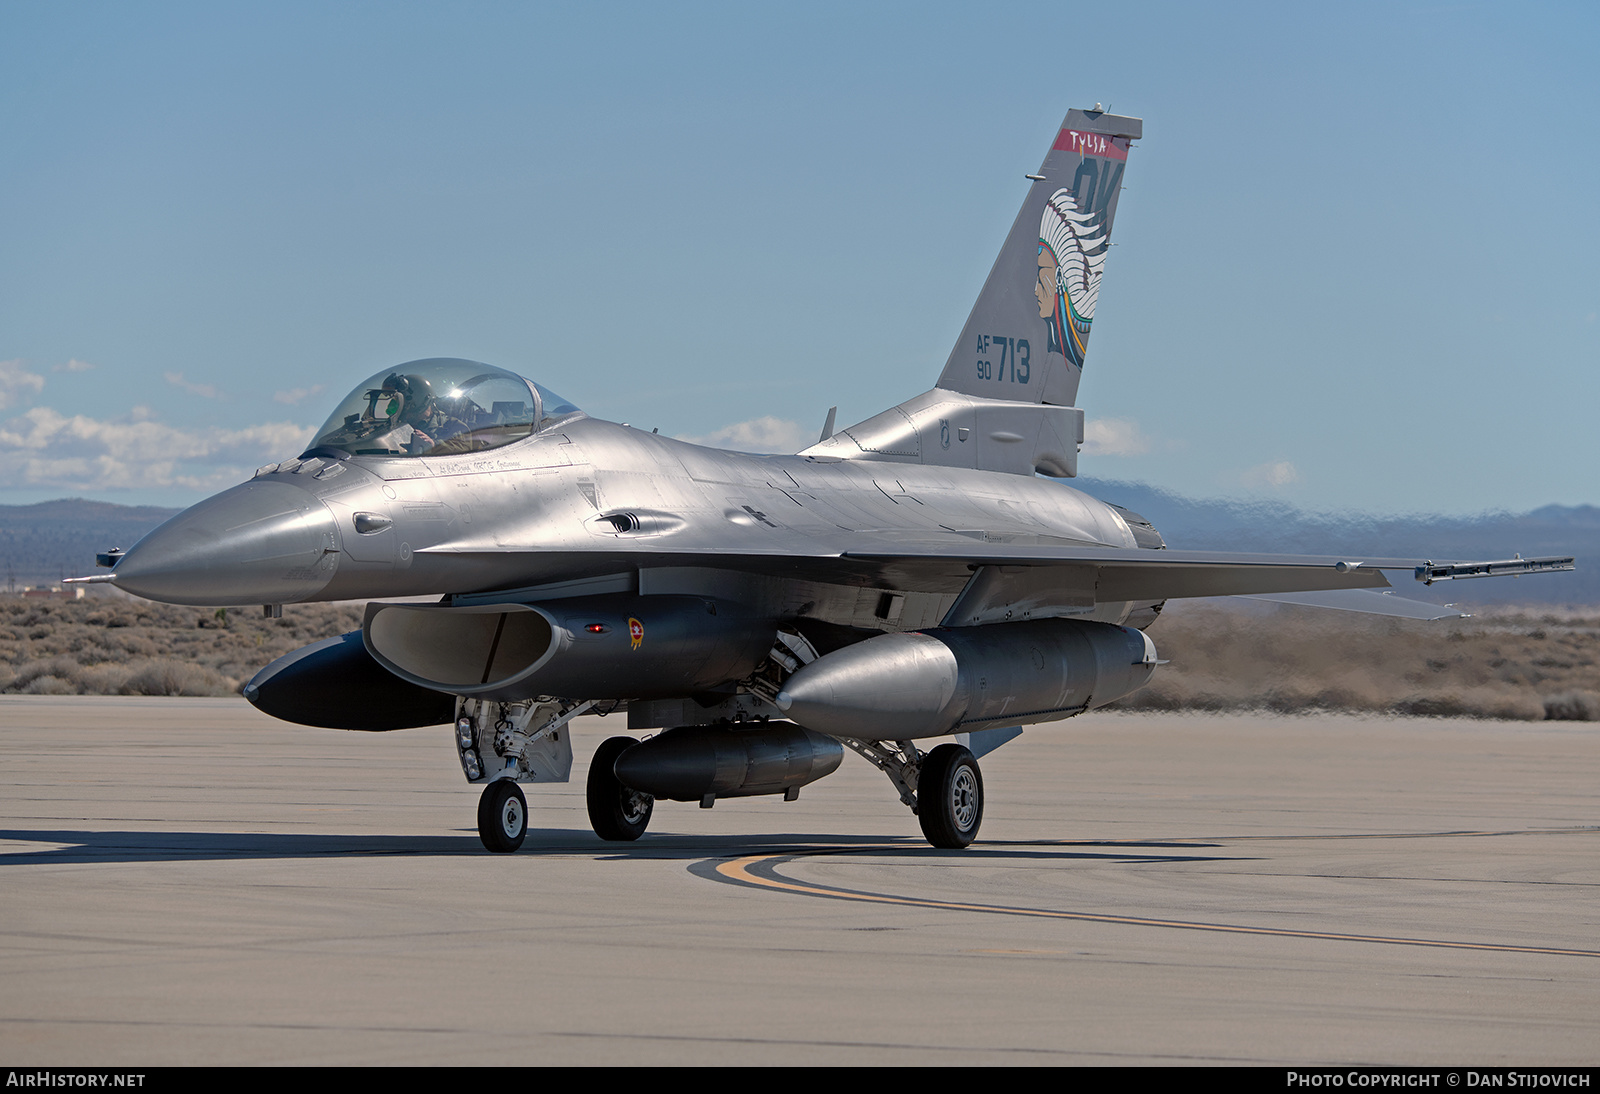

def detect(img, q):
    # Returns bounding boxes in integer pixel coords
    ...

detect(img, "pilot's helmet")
[378,373,435,425]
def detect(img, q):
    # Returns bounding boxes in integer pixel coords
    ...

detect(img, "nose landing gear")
[477,779,528,853]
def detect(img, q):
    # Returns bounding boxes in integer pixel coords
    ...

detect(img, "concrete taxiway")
[1,695,1596,1065]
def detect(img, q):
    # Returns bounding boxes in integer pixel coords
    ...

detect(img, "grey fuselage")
[111,411,1148,636]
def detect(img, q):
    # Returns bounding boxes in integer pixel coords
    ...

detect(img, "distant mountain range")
[1077,478,1599,606]
[3,488,1595,604]
[1,499,181,589]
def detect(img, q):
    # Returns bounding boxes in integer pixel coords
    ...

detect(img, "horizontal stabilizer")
[1237,589,1468,620]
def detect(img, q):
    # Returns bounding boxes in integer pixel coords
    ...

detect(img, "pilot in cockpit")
[363,373,461,454]
[308,359,573,460]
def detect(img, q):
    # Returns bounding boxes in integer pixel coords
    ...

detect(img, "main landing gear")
[916,743,984,848]
[586,736,654,841]
[838,738,986,848]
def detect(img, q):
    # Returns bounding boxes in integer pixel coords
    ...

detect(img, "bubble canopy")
[304,359,582,459]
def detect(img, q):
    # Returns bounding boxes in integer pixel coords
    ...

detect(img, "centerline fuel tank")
[611,722,844,803]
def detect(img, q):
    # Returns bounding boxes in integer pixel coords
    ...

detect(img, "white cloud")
[0,405,313,492]
[677,415,809,454]
[0,359,47,409]
[164,371,225,399]
[1081,417,1150,457]
[1241,459,1300,489]
[52,358,95,373]
[273,384,326,406]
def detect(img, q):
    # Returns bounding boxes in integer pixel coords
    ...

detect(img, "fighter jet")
[83,107,1572,853]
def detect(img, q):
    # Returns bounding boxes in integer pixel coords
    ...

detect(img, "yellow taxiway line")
[714,839,1600,960]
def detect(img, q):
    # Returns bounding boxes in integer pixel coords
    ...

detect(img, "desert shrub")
[75,662,133,693]
[118,659,233,697]
[23,674,74,695]
[1107,604,1600,720]
[1542,690,1600,721]
[10,656,86,693]
[1391,686,1546,721]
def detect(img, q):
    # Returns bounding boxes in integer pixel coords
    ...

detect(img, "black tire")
[587,736,654,841]
[917,744,983,849]
[478,779,528,853]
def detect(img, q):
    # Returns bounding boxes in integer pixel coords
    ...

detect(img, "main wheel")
[917,744,983,848]
[478,779,528,853]
[587,736,654,841]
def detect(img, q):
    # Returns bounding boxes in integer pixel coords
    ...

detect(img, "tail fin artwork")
[805,107,1142,478]
[938,107,1141,407]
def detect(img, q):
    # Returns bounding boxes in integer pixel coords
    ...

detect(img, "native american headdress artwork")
[1036,187,1108,370]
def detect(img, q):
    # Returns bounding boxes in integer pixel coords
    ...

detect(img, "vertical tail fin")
[935,108,1141,408]
[806,108,1141,477]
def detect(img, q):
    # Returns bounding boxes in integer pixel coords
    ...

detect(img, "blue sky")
[2,1,1595,515]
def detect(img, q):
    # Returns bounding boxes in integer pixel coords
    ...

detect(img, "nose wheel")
[917,744,983,848]
[478,779,528,853]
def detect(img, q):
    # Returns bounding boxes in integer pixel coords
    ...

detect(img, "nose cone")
[113,480,340,605]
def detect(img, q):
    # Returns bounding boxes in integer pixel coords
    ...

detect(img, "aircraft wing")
[422,533,1572,615]
[847,542,1569,600]
[423,541,1400,596]
[846,543,1404,599]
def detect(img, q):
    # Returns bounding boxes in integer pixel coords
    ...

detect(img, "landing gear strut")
[838,737,985,848]
[917,744,984,848]
[587,736,654,841]
[478,779,528,853]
